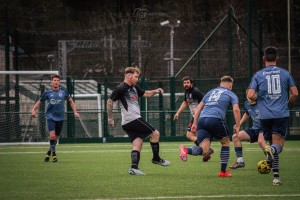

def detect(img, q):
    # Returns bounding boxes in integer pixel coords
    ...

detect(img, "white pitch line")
[85,193,300,200]
[1,147,300,155]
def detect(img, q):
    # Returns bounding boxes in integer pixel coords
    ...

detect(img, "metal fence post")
[170,76,176,136]
[258,10,263,69]
[103,78,108,138]
[140,77,146,119]
[39,85,46,140]
[248,0,253,81]
[67,77,75,138]
[227,8,233,76]
[128,21,132,67]
[159,81,165,136]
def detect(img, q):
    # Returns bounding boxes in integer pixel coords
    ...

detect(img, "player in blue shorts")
[31,75,80,162]
[230,99,268,169]
[180,76,241,177]
[248,46,298,185]
[107,67,170,175]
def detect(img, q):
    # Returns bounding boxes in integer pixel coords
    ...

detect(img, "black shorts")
[122,118,155,143]
[244,128,262,143]
[47,119,64,136]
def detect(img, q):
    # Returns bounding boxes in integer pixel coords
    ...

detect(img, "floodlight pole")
[161,20,180,77]
[47,54,55,71]
[170,25,175,77]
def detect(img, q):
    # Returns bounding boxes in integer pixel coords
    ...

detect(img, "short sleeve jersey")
[244,101,261,130]
[200,87,239,120]
[40,88,70,121]
[248,66,296,119]
[184,87,204,117]
[109,82,145,125]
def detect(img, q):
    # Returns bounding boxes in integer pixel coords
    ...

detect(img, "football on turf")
[257,160,271,174]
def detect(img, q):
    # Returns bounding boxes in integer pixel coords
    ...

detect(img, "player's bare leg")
[230,131,249,169]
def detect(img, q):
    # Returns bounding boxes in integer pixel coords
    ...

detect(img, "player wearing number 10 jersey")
[248,46,298,185]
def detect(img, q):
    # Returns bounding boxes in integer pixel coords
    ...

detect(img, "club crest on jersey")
[59,92,63,97]
[131,95,138,101]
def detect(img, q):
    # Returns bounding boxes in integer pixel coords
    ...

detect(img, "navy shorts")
[122,118,155,143]
[244,128,262,143]
[197,117,230,144]
[260,117,289,139]
[47,119,64,136]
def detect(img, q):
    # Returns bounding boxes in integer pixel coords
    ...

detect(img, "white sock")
[237,157,244,163]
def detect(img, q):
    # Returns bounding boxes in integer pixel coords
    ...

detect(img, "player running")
[180,76,241,177]
[248,46,298,185]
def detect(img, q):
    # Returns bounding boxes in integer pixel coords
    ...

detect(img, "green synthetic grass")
[0,141,300,200]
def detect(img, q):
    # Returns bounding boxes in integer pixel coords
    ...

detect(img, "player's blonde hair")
[220,76,234,83]
[124,67,140,75]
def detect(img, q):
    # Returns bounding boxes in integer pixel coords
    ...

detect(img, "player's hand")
[173,113,179,120]
[108,118,114,127]
[233,125,240,136]
[191,123,197,133]
[156,88,164,94]
[31,110,37,118]
[74,112,80,118]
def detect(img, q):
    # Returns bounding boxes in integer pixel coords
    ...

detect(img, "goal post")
[0,71,59,144]
[74,93,103,138]
[0,71,59,75]
[0,71,104,144]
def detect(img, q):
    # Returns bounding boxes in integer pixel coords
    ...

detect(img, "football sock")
[131,150,140,169]
[235,147,243,157]
[271,144,282,154]
[220,146,230,172]
[50,139,56,152]
[187,146,203,155]
[150,142,160,161]
[272,154,279,177]
[46,150,51,156]
[237,157,244,163]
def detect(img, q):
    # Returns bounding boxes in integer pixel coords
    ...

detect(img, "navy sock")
[235,147,243,158]
[50,139,56,153]
[220,146,230,172]
[187,146,203,155]
[272,154,280,178]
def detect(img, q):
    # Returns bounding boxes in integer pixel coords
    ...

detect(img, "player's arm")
[232,104,241,134]
[174,101,188,120]
[247,89,257,103]
[239,112,249,126]
[191,101,204,132]
[143,88,164,97]
[31,100,42,118]
[288,86,298,106]
[68,97,80,118]
[107,99,115,127]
